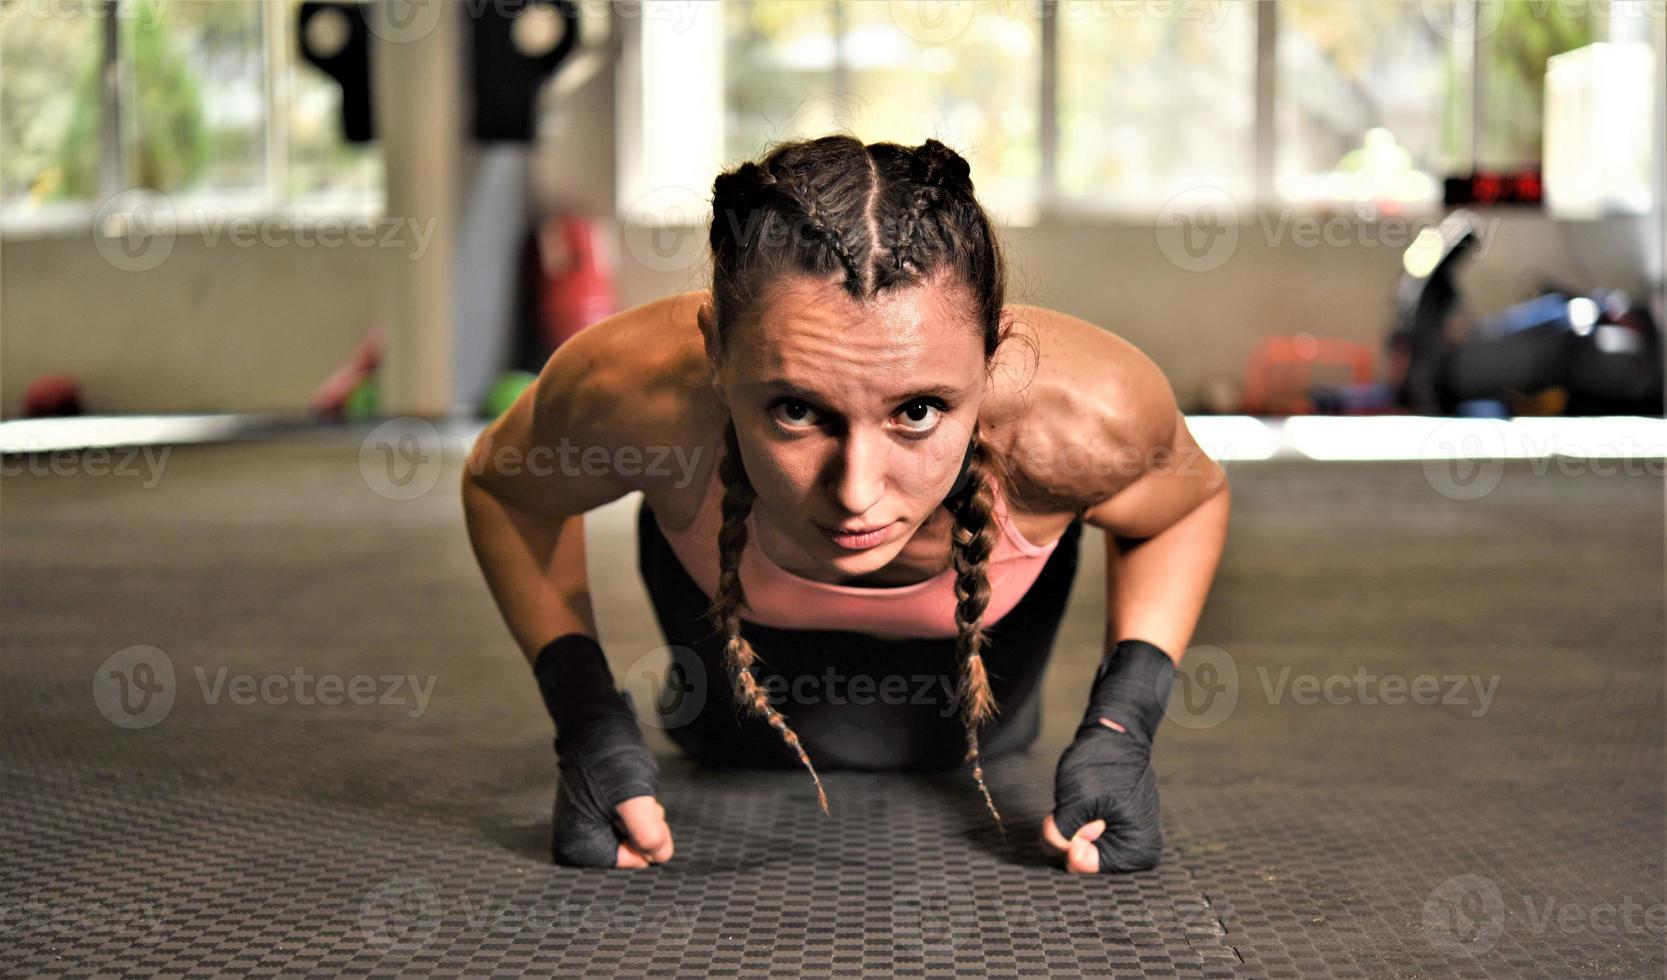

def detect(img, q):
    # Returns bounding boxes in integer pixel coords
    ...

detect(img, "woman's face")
[709,274,989,576]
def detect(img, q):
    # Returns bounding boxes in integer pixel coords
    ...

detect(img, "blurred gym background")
[1,0,1661,435]
[4,4,1666,976]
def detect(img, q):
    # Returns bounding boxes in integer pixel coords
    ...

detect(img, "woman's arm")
[461,335,674,869]
[461,486,596,662]
[999,306,1229,658]
[461,331,634,663]
[1084,410,1230,660]
[1044,398,1229,875]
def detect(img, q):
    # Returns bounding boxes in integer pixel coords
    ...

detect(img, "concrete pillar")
[372,0,461,417]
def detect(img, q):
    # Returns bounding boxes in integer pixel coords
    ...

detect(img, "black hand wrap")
[534,633,660,868]
[1052,638,1176,873]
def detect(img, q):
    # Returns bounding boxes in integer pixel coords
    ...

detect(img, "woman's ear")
[697,301,729,406]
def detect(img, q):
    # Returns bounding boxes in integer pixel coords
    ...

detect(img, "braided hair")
[703,135,1017,829]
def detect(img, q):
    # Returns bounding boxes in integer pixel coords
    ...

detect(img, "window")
[622,0,1661,221]
[1276,0,1462,206]
[837,1,1039,219]
[0,0,101,204]
[279,0,382,202]
[725,1,840,156]
[722,1,1039,220]
[1476,0,1594,169]
[117,0,266,196]
[1057,0,1256,206]
[0,0,382,224]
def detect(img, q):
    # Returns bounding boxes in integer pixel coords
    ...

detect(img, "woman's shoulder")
[544,290,727,505]
[985,304,1180,517]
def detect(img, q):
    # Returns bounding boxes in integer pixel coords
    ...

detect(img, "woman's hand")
[1041,639,1176,874]
[551,708,674,868]
[535,633,675,869]
[1043,716,1162,873]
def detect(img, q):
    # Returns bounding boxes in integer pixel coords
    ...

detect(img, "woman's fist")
[551,705,671,869]
[1044,639,1177,874]
[1047,717,1162,873]
[534,634,673,869]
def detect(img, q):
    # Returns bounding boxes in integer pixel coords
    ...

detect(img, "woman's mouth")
[817,520,898,551]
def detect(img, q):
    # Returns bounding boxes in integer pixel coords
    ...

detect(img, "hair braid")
[773,169,869,294]
[945,426,1005,833]
[705,418,830,814]
[890,185,938,279]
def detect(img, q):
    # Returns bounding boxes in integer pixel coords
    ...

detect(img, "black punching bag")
[297,2,375,142]
[469,0,579,142]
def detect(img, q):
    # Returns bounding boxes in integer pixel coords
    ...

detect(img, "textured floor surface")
[2,424,1662,978]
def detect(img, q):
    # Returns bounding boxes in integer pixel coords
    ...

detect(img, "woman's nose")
[828,431,888,517]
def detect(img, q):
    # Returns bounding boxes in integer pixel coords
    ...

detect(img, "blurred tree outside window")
[0,0,382,218]
[1276,0,1464,207]
[726,1,839,159]
[0,0,101,204]
[114,0,262,196]
[1057,0,1256,207]
[839,0,1038,221]
[1476,0,1594,169]
[723,0,1039,221]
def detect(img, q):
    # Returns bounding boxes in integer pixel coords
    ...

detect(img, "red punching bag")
[537,215,616,351]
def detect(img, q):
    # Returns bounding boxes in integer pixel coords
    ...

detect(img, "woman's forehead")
[740,275,978,354]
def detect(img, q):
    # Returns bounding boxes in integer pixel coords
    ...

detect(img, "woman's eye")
[771,399,820,429]
[896,400,942,432]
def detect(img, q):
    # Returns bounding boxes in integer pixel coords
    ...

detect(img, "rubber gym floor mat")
[2,431,1662,977]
